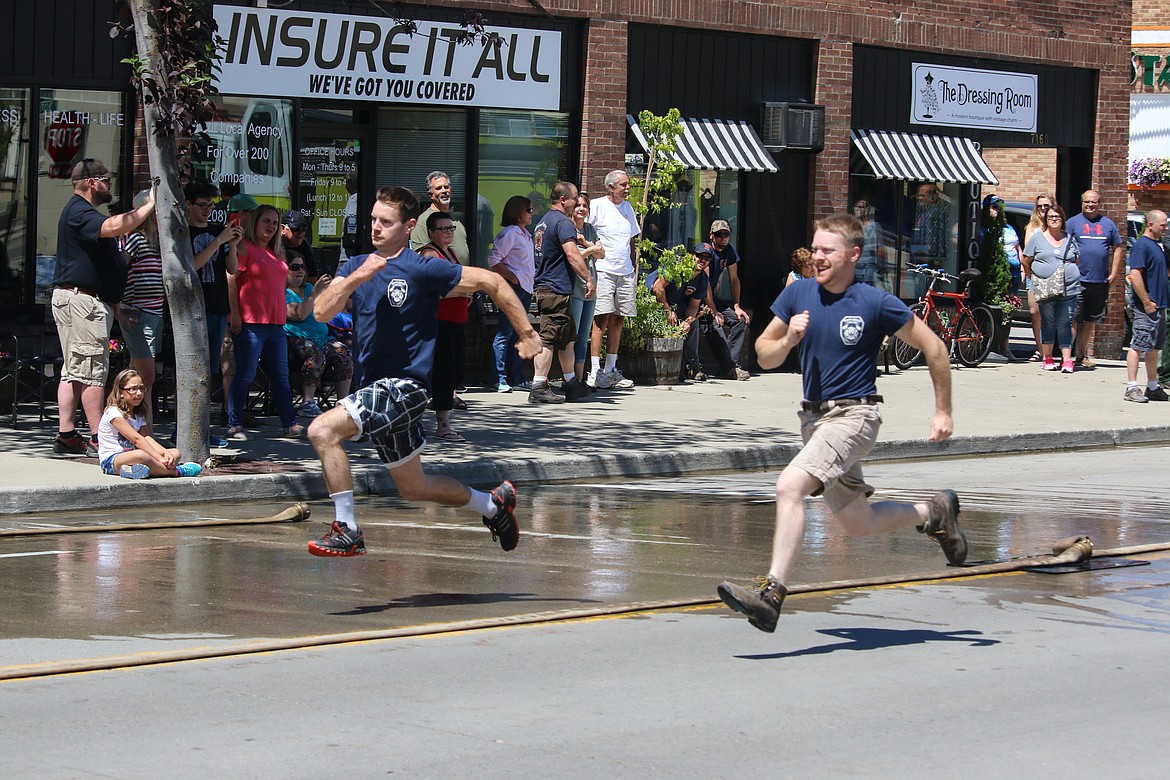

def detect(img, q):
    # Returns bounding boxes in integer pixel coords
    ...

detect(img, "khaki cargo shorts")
[788,404,881,513]
[51,287,113,386]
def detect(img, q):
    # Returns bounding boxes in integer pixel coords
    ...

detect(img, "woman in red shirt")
[226,204,305,440]
[419,210,470,442]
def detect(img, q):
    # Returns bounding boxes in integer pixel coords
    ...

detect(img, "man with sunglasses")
[51,158,156,455]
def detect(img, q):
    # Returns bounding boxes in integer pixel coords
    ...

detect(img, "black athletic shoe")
[53,431,88,455]
[1146,386,1170,402]
[307,522,366,557]
[919,489,968,565]
[483,480,519,551]
[564,378,589,401]
[717,577,787,633]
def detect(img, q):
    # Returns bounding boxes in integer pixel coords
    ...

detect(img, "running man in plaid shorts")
[306,186,541,557]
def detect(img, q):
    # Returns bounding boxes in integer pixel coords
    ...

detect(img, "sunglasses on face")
[289,263,305,270]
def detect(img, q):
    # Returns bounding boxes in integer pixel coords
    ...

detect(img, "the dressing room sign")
[213,7,561,110]
[911,63,1038,133]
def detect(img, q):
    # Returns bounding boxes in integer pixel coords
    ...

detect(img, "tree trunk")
[130,0,211,463]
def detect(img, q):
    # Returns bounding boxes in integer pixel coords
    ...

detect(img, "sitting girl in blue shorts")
[97,368,202,479]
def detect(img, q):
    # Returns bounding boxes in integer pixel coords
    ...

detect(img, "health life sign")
[911,63,1038,133]
[213,7,561,111]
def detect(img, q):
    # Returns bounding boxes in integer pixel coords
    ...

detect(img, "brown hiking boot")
[717,576,787,633]
[919,489,967,565]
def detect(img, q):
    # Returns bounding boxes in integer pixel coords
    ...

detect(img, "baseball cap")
[71,158,109,182]
[710,219,731,234]
[228,193,259,213]
[283,210,310,231]
[982,193,1004,209]
[693,242,715,257]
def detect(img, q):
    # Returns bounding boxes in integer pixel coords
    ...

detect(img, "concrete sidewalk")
[3,356,1169,514]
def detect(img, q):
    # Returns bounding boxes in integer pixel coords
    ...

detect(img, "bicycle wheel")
[889,303,926,369]
[954,305,995,367]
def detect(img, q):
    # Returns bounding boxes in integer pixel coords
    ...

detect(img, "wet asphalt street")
[3,447,1170,777]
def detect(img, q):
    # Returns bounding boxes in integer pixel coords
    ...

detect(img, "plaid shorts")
[338,377,430,467]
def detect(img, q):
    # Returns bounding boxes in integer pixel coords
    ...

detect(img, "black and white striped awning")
[628,114,778,173]
[850,129,999,185]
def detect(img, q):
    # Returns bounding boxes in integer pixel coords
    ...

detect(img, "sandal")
[284,424,307,438]
[1028,351,1042,362]
[452,396,468,410]
[435,429,466,442]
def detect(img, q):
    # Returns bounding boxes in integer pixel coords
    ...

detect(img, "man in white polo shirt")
[587,169,640,389]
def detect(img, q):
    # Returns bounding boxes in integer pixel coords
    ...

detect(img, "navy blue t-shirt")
[54,194,127,303]
[645,268,709,316]
[771,278,913,401]
[532,208,579,295]
[337,248,462,389]
[1129,236,1170,310]
[710,242,741,302]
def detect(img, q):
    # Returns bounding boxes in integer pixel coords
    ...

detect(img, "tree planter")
[621,337,685,385]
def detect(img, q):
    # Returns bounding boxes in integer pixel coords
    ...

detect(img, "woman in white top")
[486,195,536,392]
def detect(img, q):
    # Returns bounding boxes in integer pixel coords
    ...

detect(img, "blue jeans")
[493,282,532,386]
[228,323,296,428]
[206,312,227,372]
[1039,295,1076,348]
[569,295,597,365]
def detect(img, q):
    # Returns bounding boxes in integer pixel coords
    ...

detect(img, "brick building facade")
[1,0,1133,354]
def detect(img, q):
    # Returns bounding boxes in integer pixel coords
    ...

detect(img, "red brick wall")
[981,149,1058,205]
[580,19,628,194]
[812,40,852,222]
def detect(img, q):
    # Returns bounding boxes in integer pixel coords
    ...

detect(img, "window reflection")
[36,89,126,303]
[0,88,28,305]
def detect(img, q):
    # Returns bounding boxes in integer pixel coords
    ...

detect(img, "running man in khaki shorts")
[717,213,967,633]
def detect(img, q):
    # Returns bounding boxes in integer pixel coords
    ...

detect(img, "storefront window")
[36,89,127,303]
[477,109,570,260]
[0,88,29,305]
[190,96,294,216]
[849,176,960,298]
[377,106,467,212]
[298,107,359,275]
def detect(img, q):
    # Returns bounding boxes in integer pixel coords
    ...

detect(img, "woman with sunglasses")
[1021,194,1055,360]
[226,204,305,440]
[285,251,353,418]
[1022,203,1081,373]
[419,210,471,442]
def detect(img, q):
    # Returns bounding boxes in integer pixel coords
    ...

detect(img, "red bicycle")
[888,264,995,369]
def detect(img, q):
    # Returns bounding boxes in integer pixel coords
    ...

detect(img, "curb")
[6,425,1170,516]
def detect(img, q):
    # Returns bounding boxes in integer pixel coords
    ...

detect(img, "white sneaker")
[299,400,324,418]
[589,369,614,389]
[607,368,634,389]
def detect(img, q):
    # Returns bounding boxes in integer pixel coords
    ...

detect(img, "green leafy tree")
[624,109,694,349]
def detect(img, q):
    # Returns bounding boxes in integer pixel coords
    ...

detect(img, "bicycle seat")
[958,268,982,287]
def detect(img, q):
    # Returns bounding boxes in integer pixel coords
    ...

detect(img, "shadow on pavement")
[736,626,1000,659]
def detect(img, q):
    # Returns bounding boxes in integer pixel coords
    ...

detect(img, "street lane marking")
[0,550,72,558]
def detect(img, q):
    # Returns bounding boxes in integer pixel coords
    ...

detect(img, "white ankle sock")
[590,357,601,372]
[604,354,617,372]
[330,490,356,530]
[465,488,497,518]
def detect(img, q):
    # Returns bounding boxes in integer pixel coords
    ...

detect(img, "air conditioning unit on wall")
[761,102,825,152]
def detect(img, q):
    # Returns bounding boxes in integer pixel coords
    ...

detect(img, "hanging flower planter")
[1128,157,1170,189]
